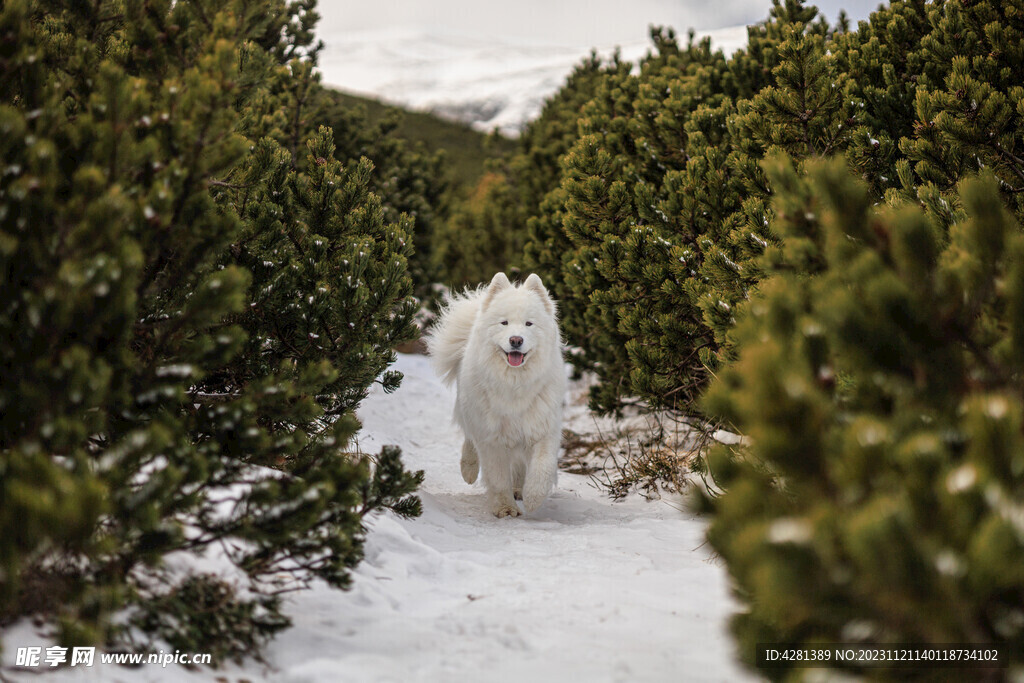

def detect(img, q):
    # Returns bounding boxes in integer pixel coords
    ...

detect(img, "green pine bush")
[319,90,452,293]
[702,159,1024,677]
[512,0,1024,419]
[501,0,1024,674]
[1,0,423,663]
[517,3,839,415]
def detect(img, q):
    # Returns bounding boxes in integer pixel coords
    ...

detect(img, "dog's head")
[479,272,558,370]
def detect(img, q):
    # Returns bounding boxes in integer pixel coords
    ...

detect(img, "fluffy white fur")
[427,272,565,517]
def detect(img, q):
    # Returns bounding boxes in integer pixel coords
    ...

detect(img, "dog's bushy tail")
[425,288,482,387]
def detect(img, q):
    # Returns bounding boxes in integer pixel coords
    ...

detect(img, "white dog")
[427,272,565,517]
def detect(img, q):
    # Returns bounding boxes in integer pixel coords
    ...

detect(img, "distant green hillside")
[326,89,516,189]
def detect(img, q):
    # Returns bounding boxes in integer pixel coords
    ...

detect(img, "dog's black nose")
[509,336,523,349]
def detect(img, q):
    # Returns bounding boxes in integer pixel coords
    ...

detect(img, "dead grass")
[559,413,716,501]
[558,428,609,476]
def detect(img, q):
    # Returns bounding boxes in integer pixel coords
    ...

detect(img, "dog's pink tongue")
[507,351,524,367]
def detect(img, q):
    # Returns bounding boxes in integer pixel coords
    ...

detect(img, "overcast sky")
[318,0,887,48]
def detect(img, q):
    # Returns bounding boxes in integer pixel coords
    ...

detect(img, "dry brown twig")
[559,412,717,501]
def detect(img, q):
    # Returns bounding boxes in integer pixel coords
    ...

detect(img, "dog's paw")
[492,503,521,518]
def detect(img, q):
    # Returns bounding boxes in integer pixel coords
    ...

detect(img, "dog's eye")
[525,321,533,326]
[500,321,508,325]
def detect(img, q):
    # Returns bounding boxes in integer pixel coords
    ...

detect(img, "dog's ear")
[523,273,556,315]
[481,272,511,308]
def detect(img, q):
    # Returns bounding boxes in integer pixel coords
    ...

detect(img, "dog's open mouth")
[506,351,526,367]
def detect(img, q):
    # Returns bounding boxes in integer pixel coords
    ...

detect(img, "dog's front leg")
[522,437,558,513]
[478,445,520,517]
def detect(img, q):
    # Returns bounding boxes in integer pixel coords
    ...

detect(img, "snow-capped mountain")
[313,0,882,136]
[316,25,749,136]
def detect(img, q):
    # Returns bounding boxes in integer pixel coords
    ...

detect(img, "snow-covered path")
[3,353,753,682]
[264,353,752,682]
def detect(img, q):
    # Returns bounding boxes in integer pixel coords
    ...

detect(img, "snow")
[317,26,750,135]
[276,354,752,682]
[2,353,752,682]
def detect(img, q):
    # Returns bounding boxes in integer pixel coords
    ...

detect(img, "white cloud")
[319,0,884,47]
[318,0,771,48]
